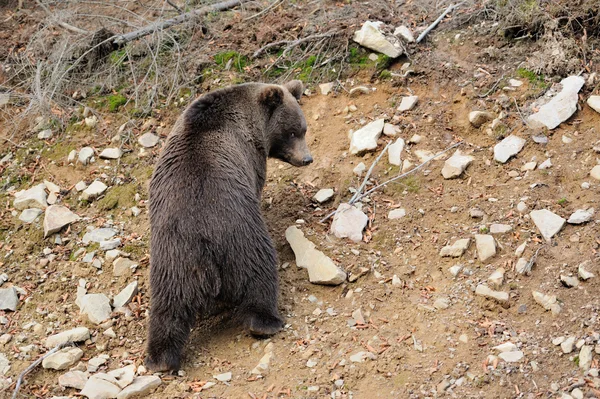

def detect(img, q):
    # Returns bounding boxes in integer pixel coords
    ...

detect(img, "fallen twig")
[478,73,505,98]
[34,0,89,34]
[512,97,530,127]
[320,141,463,223]
[253,31,338,59]
[349,141,391,204]
[416,2,465,43]
[113,0,248,46]
[165,0,184,14]
[12,342,74,399]
[244,0,284,21]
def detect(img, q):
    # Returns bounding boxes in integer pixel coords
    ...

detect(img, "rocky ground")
[1,1,600,399]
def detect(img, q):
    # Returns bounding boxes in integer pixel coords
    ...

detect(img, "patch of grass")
[403,176,420,193]
[97,184,137,211]
[107,93,128,112]
[573,355,580,366]
[109,49,127,67]
[214,51,248,73]
[46,140,76,162]
[297,55,317,82]
[479,226,490,234]
[379,69,392,79]
[557,197,568,206]
[516,68,547,88]
[348,46,370,65]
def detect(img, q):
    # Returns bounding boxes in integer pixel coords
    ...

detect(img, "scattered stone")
[567,208,594,224]
[474,234,496,262]
[38,129,53,139]
[521,161,536,171]
[113,258,138,277]
[353,162,366,176]
[509,79,523,87]
[79,294,112,324]
[414,149,436,163]
[515,242,527,257]
[498,351,524,362]
[517,202,528,213]
[68,150,77,163]
[591,165,600,181]
[83,228,117,244]
[560,275,579,288]
[493,342,517,353]
[532,291,561,315]
[43,205,80,237]
[349,86,370,97]
[313,189,334,204]
[286,226,346,285]
[528,76,585,129]
[433,296,450,310]
[42,347,83,370]
[401,159,413,173]
[75,181,88,192]
[14,183,47,210]
[85,115,98,128]
[437,379,451,393]
[530,209,566,241]
[578,262,595,280]
[515,258,529,274]
[469,111,494,127]
[319,82,334,95]
[78,147,94,165]
[441,150,474,179]
[490,224,512,234]
[138,133,160,148]
[113,281,138,308]
[0,353,9,376]
[0,334,11,345]
[100,239,121,251]
[116,376,161,399]
[448,265,463,277]
[99,148,123,159]
[488,267,505,289]
[330,203,368,243]
[397,96,418,112]
[214,372,232,382]
[408,134,422,144]
[538,158,552,169]
[353,21,402,58]
[349,119,384,155]
[349,351,376,363]
[82,180,108,201]
[579,345,593,371]
[475,284,508,303]
[59,370,88,390]
[251,344,274,375]
[0,287,18,311]
[439,238,471,258]
[561,337,576,354]
[352,308,365,325]
[131,206,141,217]
[494,135,526,163]
[108,364,136,389]
[103,328,116,338]
[382,123,399,137]
[388,138,404,166]
[394,25,414,42]
[45,327,90,348]
[588,95,600,113]
[470,208,485,218]
[388,208,406,220]
[80,374,121,399]
[19,208,43,223]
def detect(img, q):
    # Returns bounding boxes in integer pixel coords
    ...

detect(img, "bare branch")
[416,2,465,43]
[253,30,339,59]
[34,0,90,34]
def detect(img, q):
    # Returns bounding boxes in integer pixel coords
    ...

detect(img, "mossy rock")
[97,184,137,211]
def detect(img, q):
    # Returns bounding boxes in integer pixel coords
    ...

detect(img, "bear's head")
[260,80,313,167]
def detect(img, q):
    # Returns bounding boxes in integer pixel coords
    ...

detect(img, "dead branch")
[12,342,74,399]
[416,2,465,43]
[34,0,89,34]
[349,141,391,204]
[253,30,339,59]
[244,0,283,21]
[166,0,184,14]
[113,0,248,46]
[320,141,463,223]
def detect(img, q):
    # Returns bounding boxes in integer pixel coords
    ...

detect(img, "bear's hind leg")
[242,275,284,337]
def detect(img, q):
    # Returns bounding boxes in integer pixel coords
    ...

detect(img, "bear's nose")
[302,155,313,165]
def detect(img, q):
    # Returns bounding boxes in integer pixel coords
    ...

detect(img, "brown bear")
[145,80,312,372]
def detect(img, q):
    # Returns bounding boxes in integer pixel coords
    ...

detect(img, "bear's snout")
[302,155,313,165]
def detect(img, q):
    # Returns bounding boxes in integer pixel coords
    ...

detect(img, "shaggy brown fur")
[146,80,311,371]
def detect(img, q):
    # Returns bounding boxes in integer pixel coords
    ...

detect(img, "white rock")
[14,183,47,210]
[516,202,528,213]
[588,95,600,113]
[515,242,526,257]
[561,337,576,353]
[521,161,536,171]
[490,224,512,234]
[469,111,494,127]
[107,364,136,389]
[82,181,108,201]
[394,25,414,42]
[568,208,594,224]
[44,180,60,193]
[78,147,95,165]
[388,138,404,166]
[528,76,585,129]
[509,79,523,87]
[286,226,346,285]
[0,287,18,311]
[442,150,474,179]
[214,372,232,382]
[397,96,418,112]
[116,376,161,399]
[0,353,9,376]
[42,347,83,370]
[349,119,384,155]
[113,281,138,308]
[591,165,600,181]
[515,258,529,274]
[330,203,368,243]
[579,345,593,371]
[313,189,334,203]
[353,162,366,176]
[474,234,496,262]
[251,345,274,375]
[83,228,117,244]
[498,351,524,362]
[448,265,463,277]
[530,209,566,241]
[67,150,77,163]
[138,133,160,148]
[493,342,517,352]
[319,82,334,95]
[560,275,579,288]
[475,284,508,303]
[113,258,138,277]
[100,239,121,251]
[401,159,413,173]
[382,123,399,137]
[59,370,88,390]
[80,374,122,399]
[38,129,53,139]
[388,208,406,220]
[19,208,43,223]
[532,291,561,315]
[45,327,90,348]
[439,238,471,258]
[488,267,505,289]
[349,351,376,363]
[353,21,402,58]
[79,294,112,324]
[44,205,80,237]
[85,115,98,128]
[494,135,526,163]
[75,181,88,191]
[578,262,595,280]
[99,148,123,159]
[414,149,436,163]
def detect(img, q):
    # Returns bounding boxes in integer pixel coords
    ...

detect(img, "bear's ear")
[284,80,303,101]
[259,86,284,109]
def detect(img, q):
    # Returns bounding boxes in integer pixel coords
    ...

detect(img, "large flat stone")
[353,21,402,58]
[13,183,47,210]
[44,205,80,237]
[474,234,496,262]
[528,76,585,129]
[494,135,526,163]
[442,150,474,179]
[530,209,565,241]
[330,203,368,242]
[349,119,384,155]
[45,327,90,348]
[116,376,161,399]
